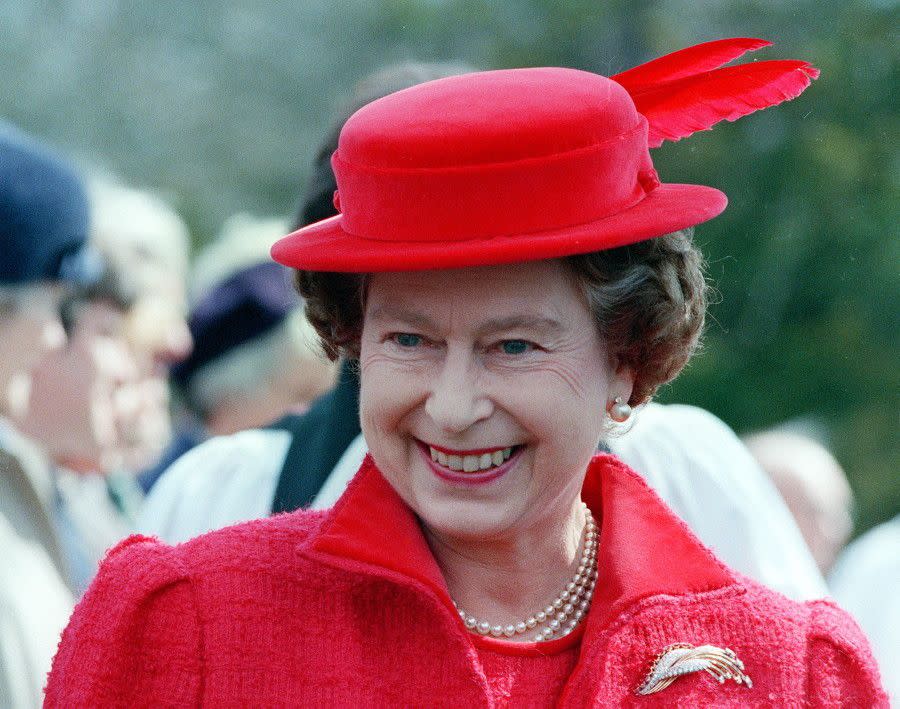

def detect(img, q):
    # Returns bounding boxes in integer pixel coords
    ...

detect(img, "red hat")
[273,39,817,273]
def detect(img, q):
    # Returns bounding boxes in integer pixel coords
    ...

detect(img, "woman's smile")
[417,439,525,485]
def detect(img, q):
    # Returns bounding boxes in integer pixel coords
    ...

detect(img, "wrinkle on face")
[482,322,608,401]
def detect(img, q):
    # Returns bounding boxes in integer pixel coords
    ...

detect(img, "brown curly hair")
[294,228,706,406]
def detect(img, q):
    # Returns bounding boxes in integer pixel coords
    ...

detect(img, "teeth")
[429,446,516,473]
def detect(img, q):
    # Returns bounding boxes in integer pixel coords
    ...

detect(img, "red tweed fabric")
[45,455,887,707]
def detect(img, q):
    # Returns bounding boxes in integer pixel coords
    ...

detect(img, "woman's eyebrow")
[367,305,436,330]
[476,315,564,335]
[368,307,564,335]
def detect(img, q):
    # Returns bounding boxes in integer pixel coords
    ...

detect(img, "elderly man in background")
[743,426,854,575]
[87,177,192,481]
[0,123,105,709]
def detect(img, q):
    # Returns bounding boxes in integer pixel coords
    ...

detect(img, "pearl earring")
[609,396,632,423]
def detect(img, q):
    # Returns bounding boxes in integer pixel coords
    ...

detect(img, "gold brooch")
[636,643,752,695]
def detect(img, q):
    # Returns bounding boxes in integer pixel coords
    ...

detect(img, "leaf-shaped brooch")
[636,643,752,695]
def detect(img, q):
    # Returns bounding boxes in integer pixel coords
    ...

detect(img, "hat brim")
[271,183,727,273]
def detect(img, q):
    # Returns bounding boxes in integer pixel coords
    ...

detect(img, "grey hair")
[186,310,334,417]
[0,283,61,321]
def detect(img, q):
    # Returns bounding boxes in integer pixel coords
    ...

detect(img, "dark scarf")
[267,360,361,513]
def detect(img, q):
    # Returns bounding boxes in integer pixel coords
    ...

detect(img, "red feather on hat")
[612,38,820,148]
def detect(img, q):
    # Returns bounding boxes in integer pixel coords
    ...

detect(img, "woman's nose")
[424,351,493,434]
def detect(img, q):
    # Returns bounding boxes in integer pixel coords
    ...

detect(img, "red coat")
[45,454,887,707]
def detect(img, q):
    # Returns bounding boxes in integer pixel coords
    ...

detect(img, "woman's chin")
[413,495,522,542]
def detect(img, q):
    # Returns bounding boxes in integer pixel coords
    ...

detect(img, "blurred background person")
[17,265,142,593]
[139,213,337,491]
[19,271,138,476]
[87,177,192,479]
[140,61,827,605]
[88,176,192,368]
[0,122,103,709]
[2,127,190,707]
[743,425,854,575]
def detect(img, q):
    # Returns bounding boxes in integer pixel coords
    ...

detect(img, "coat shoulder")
[45,510,331,706]
[45,534,203,706]
[729,579,888,706]
[802,598,889,706]
[604,577,887,706]
[172,506,330,570]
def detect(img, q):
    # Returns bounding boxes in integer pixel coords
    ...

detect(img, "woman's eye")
[500,339,532,355]
[393,333,423,348]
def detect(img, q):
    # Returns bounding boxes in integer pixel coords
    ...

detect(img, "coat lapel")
[311,452,734,609]
[309,455,450,602]
[307,452,740,703]
[582,453,735,632]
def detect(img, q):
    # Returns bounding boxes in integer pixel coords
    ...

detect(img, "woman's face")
[359,259,631,541]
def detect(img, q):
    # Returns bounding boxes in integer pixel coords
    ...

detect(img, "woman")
[46,39,886,707]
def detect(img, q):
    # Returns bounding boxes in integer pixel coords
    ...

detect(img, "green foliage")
[644,2,899,534]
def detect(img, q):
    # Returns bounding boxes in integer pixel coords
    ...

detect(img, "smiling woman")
[45,39,887,707]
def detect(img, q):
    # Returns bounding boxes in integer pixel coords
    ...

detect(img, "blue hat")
[0,122,101,285]
[171,261,298,388]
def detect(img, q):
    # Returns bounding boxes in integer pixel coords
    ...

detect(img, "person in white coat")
[829,516,900,702]
[0,122,101,709]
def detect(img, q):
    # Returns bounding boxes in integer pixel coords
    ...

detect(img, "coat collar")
[0,418,71,584]
[310,453,735,632]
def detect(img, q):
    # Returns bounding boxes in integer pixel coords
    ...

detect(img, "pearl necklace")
[452,503,598,643]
